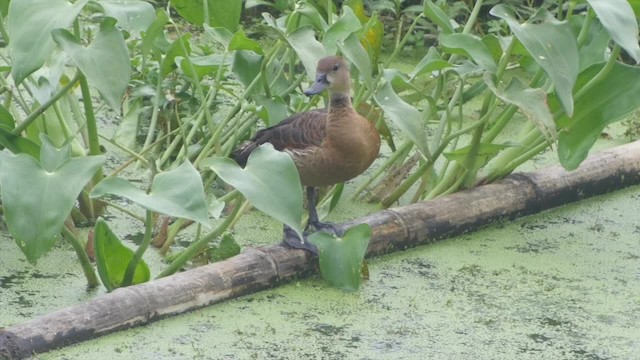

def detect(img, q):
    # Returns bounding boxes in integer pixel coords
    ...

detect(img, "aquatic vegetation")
[0,0,638,292]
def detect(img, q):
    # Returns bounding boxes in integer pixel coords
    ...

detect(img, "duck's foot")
[282,225,319,256]
[307,221,345,237]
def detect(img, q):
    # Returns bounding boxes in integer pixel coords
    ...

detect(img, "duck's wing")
[231,110,327,167]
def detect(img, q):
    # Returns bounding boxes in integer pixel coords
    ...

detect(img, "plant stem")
[383,14,423,68]
[62,224,99,288]
[142,69,165,151]
[157,197,243,278]
[576,9,593,47]
[462,0,484,35]
[351,140,413,199]
[11,72,81,136]
[574,45,621,101]
[122,210,154,286]
[380,114,488,206]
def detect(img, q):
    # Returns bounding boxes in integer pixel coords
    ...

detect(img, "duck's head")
[304,56,350,96]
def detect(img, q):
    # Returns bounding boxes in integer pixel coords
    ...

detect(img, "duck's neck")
[328,92,353,114]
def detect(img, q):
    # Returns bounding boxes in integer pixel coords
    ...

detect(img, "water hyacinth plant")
[0,0,638,291]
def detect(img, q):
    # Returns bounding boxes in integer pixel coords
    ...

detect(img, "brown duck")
[232,55,380,253]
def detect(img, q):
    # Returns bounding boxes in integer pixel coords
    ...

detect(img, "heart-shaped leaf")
[207,233,241,262]
[52,18,130,111]
[8,0,90,85]
[0,127,40,159]
[338,33,373,89]
[440,33,497,73]
[484,74,556,143]
[229,29,264,54]
[202,143,304,237]
[556,62,640,169]
[345,0,384,66]
[285,25,326,81]
[94,218,150,292]
[323,6,361,56]
[491,5,578,117]
[90,161,209,225]
[141,9,170,63]
[375,80,430,160]
[170,0,242,32]
[97,0,155,32]
[309,224,371,291]
[423,0,454,34]
[587,0,640,63]
[159,33,192,77]
[0,135,105,263]
[409,47,452,79]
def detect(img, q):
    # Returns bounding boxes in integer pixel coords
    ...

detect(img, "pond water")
[2,109,640,359]
[2,171,640,359]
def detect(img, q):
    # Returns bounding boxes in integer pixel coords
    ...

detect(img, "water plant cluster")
[0,0,639,292]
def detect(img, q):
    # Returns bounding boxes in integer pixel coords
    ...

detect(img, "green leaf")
[292,2,328,31]
[159,33,191,77]
[94,218,150,292]
[255,95,288,126]
[557,62,640,169]
[375,80,430,160]
[39,132,71,172]
[587,0,640,63]
[0,0,8,17]
[338,33,373,89]
[440,33,497,73]
[323,6,361,56]
[575,18,612,72]
[203,24,233,48]
[8,0,90,84]
[0,126,40,159]
[423,0,454,34]
[115,98,142,150]
[202,144,304,238]
[180,54,230,81]
[170,0,242,32]
[0,136,105,263]
[229,29,264,55]
[629,0,640,18]
[97,0,155,32]
[345,0,383,66]
[232,50,263,93]
[484,74,556,142]
[90,161,209,225]
[52,18,130,111]
[308,224,371,291]
[141,9,170,62]
[409,47,451,79]
[491,5,578,117]
[0,105,15,129]
[285,25,326,81]
[208,233,241,262]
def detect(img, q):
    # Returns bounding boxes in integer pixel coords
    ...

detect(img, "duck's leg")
[305,187,344,236]
[282,224,319,255]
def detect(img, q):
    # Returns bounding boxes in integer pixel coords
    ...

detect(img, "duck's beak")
[304,72,329,96]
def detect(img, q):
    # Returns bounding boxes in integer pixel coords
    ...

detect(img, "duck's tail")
[230,141,257,168]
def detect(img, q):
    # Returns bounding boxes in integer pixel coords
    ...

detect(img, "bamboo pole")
[3,141,640,359]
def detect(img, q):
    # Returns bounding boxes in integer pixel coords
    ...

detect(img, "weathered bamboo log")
[3,140,640,359]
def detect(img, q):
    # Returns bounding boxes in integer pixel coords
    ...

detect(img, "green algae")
[1,181,639,359]
[2,96,640,359]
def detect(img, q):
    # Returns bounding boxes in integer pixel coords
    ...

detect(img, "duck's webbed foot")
[282,225,319,255]
[306,220,345,237]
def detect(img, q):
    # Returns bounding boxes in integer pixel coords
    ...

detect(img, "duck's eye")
[332,64,340,72]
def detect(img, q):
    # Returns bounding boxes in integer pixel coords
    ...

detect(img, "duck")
[232,55,380,254]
